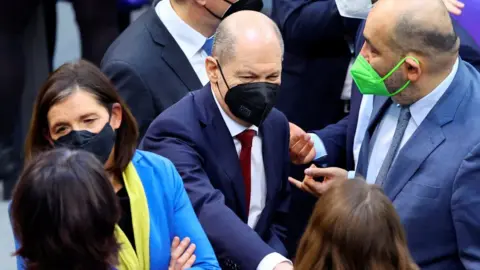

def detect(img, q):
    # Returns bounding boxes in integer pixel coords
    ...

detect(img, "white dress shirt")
[363,58,458,182]
[212,90,290,270]
[311,58,459,181]
[156,0,210,85]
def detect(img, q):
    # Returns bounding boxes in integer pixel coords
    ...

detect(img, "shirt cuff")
[257,252,291,270]
[308,133,327,160]
[347,170,356,180]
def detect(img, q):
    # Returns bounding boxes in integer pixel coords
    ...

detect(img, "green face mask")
[350,55,419,96]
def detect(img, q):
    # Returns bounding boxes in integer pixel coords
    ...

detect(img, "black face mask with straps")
[216,60,280,126]
[204,0,264,20]
[53,122,116,164]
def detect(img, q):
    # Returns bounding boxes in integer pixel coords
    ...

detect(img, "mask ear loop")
[385,56,420,97]
[215,59,231,100]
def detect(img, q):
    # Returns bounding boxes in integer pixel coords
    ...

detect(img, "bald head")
[370,0,459,65]
[212,11,284,65]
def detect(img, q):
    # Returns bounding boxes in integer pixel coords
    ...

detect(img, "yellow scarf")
[114,162,150,270]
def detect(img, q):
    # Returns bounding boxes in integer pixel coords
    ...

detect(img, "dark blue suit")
[101,8,203,140]
[314,19,480,171]
[271,0,360,132]
[140,85,291,269]
[285,19,480,256]
[311,21,480,269]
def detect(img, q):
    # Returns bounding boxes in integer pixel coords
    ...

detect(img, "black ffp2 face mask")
[205,0,264,20]
[217,61,280,126]
[53,123,116,164]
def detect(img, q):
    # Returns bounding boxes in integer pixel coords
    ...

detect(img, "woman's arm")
[166,162,221,270]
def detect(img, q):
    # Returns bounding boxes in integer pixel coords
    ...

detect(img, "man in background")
[101,0,262,139]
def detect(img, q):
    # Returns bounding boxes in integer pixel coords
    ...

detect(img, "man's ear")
[404,56,422,82]
[110,103,123,130]
[206,56,220,84]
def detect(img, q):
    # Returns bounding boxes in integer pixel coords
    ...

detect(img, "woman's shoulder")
[132,150,174,168]
[131,150,179,186]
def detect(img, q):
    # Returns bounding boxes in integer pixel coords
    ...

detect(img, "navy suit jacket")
[312,21,480,269]
[314,19,480,171]
[271,0,360,132]
[362,60,480,269]
[140,85,291,269]
[101,8,203,139]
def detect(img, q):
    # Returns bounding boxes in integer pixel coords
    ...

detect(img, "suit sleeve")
[163,160,221,269]
[310,115,349,167]
[277,0,346,50]
[451,141,480,269]
[101,60,157,140]
[265,119,291,257]
[141,125,277,269]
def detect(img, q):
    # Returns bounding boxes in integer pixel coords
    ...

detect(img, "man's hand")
[274,262,294,270]
[289,122,316,165]
[442,0,465,15]
[288,165,348,197]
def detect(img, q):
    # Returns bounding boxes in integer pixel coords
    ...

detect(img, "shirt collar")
[408,57,459,126]
[211,88,259,137]
[155,0,208,59]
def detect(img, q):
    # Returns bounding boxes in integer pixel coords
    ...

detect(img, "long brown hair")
[295,178,418,270]
[24,60,138,173]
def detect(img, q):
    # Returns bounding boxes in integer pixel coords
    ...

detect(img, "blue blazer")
[13,150,220,270]
[140,85,291,269]
[311,21,480,268]
[314,19,480,171]
[360,60,480,269]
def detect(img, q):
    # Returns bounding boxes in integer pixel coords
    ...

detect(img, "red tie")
[236,129,256,216]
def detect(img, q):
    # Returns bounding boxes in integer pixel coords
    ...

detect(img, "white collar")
[211,88,259,137]
[408,57,459,126]
[155,0,208,59]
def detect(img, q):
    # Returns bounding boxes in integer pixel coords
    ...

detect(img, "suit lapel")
[198,88,249,220]
[144,8,202,91]
[259,120,277,205]
[384,120,445,200]
[162,44,203,90]
[356,96,391,176]
[384,60,469,200]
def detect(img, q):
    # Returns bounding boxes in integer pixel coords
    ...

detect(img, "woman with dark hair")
[20,60,220,270]
[11,148,121,270]
[295,178,419,270]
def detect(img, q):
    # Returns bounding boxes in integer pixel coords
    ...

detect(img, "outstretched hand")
[288,165,348,197]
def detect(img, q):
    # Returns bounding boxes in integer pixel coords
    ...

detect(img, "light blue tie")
[202,37,214,56]
[375,106,411,186]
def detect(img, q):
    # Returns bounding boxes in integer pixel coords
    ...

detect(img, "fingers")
[289,176,320,197]
[290,134,314,164]
[183,254,196,269]
[304,178,327,195]
[288,177,304,190]
[443,0,464,15]
[170,236,180,253]
[305,167,344,178]
[176,243,196,269]
[171,237,191,261]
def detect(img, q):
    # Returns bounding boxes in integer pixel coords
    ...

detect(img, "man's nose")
[359,43,370,63]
